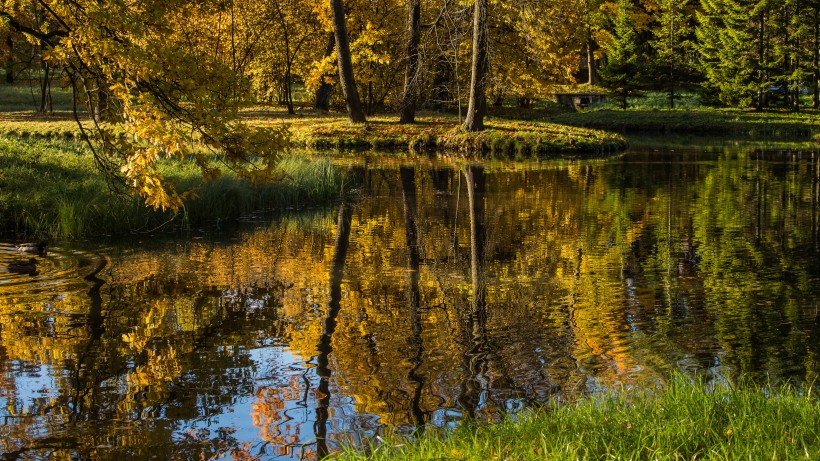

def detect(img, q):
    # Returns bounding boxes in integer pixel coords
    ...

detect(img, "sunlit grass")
[242,108,626,156]
[337,376,820,461]
[0,107,627,157]
[0,137,343,239]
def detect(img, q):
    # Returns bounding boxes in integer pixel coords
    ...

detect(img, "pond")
[2,140,820,459]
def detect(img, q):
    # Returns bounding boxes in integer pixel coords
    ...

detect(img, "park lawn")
[0,106,628,158]
[336,377,820,461]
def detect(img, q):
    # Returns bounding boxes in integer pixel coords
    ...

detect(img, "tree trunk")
[463,0,489,132]
[5,35,13,84]
[756,11,766,110]
[586,36,598,85]
[814,5,819,109]
[315,32,335,111]
[430,55,452,111]
[399,0,422,124]
[329,0,366,123]
[38,59,52,113]
[94,82,109,123]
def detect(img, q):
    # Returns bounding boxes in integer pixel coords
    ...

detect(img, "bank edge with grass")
[1,111,628,159]
[0,137,343,239]
[286,118,627,157]
[554,109,820,138]
[336,376,820,461]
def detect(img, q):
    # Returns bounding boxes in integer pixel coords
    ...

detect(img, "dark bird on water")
[7,258,38,276]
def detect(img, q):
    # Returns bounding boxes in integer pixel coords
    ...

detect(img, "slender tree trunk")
[273,1,295,115]
[586,35,598,85]
[430,55,451,111]
[463,0,489,132]
[94,82,108,123]
[329,0,366,123]
[399,0,422,124]
[757,11,766,110]
[814,5,819,109]
[315,32,335,111]
[284,61,294,114]
[38,59,51,113]
[5,35,13,84]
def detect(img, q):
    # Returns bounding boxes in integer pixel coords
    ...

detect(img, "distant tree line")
[3,0,818,120]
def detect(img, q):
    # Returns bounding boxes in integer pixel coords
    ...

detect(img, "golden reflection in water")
[1,148,820,459]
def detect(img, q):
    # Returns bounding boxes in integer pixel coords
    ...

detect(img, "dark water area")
[2,141,820,459]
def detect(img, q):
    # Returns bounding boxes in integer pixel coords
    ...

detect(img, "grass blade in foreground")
[337,377,820,460]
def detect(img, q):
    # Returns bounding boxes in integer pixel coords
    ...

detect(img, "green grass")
[337,376,820,461]
[588,92,705,111]
[0,137,343,239]
[0,82,75,112]
[553,108,820,138]
[254,112,627,157]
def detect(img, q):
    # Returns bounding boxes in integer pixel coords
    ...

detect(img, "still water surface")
[2,141,820,459]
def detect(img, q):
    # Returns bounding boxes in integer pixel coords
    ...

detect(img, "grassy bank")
[0,108,628,158]
[553,109,820,138]
[338,377,820,461]
[256,112,627,157]
[0,137,343,239]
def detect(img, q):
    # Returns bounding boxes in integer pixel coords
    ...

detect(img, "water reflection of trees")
[2,150,820,459]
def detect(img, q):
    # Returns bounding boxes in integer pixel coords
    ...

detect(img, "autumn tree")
[329,0,366,122]
[3,0,288,210]
[463,0,489,132]
[495,0,585,107]
[398,0,421,123]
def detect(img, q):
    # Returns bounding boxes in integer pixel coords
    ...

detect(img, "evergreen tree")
[648,0,698,108]
[600,0,643,109]
[696,0,773,109]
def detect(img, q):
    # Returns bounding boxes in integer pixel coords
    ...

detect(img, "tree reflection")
[315,168,360,459]
[400,166,426,428]
[458,165,489,419]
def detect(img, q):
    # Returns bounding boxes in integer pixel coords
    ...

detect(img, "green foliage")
[599,0,644,109]
[338,376,820,461]
[695,0,756,107]
[589,92,704,110]
[647,0,699,108]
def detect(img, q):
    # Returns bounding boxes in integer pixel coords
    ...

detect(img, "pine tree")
[600,0,643,109]
[648,0,698,108]
[696,0,773,109]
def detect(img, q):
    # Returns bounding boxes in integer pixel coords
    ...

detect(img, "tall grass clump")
[181,155,343,221]
[338,375,820,461]
[0,137,343,239]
